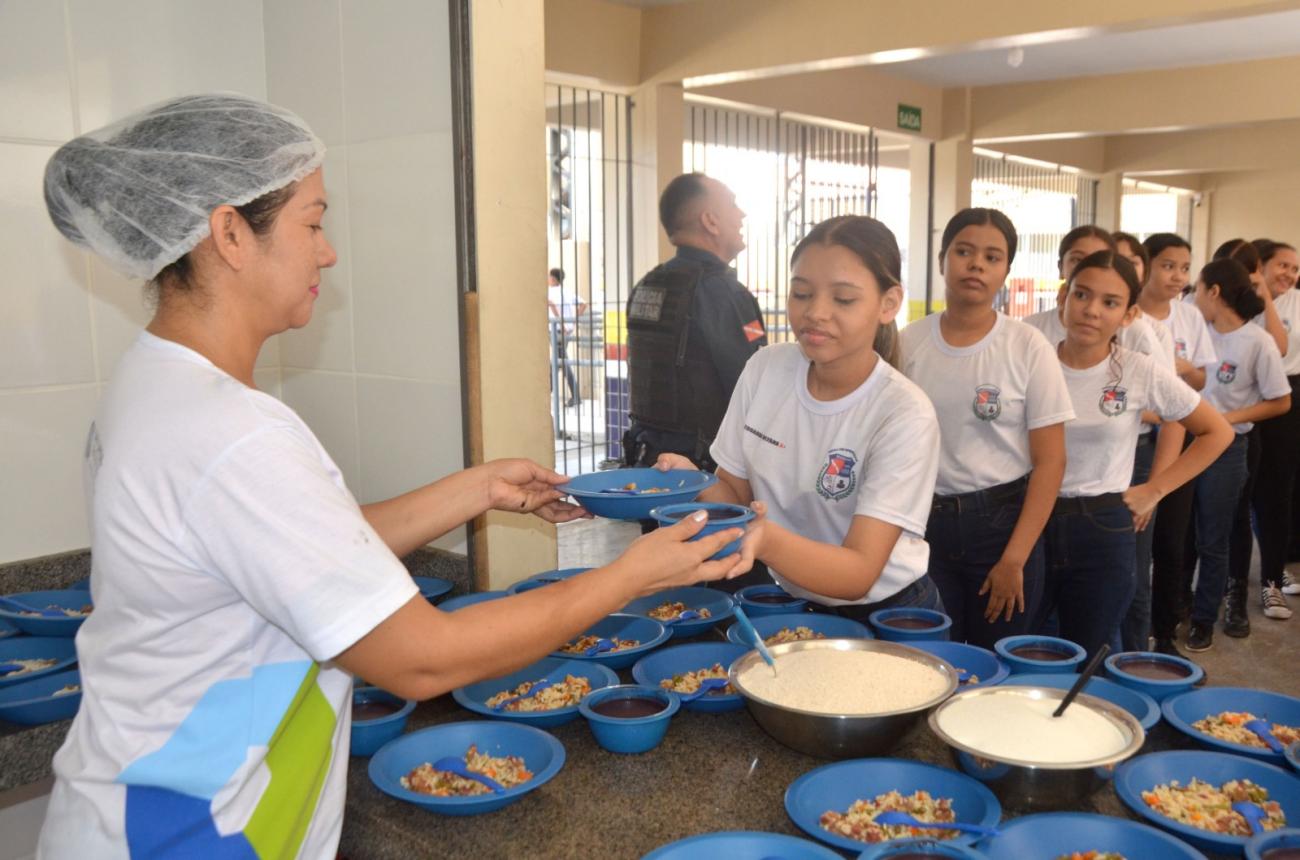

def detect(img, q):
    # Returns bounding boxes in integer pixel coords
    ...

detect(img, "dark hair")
[790,215,903,368]
[658,173,710,235]
[549,267,565,284]
[1057,225,1115,269]
[1252,238,1297,266]
[1064,250,1142,387]
[1212,238,1260,273]
[938,207,1018,265]
[1200,258,1265,321]
[1112,231,1150,279]
[1142,232,1191,261]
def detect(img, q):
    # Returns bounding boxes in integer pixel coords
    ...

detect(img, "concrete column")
[1191,189,1212,275]
[906,140,932,322]
[927,137,973,311]
[1095,171,1124,231]
[630,82,684,275]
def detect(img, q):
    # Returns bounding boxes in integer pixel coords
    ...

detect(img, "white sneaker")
[1262,585,1293,620]
[1282,570,1300,595]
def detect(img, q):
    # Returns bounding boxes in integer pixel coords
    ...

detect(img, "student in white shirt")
[1249,239,1300,616]
[1183,258,1292,653]
[899,208,1073,649]
[655,215,943,618]
[1033,250,1231,659]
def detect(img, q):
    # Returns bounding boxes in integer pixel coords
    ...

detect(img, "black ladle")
[1052,643,1111,718]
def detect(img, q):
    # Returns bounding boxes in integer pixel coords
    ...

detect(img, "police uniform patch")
[628,286,667,322]
[816,448,858,501]
[742,319,765,342]
[973,384,1002,421]
[1099,385,1128,417]
[1216,360,1238,384]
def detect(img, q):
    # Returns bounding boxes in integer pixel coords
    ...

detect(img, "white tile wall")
[264,0,347,147]
[0,1,75,141]
[281,368,361,488]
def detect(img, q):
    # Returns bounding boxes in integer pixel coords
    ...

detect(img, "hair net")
[44,93,325,281]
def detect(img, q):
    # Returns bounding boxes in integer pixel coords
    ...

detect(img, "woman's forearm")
[361,465,492,557]
[1222,395,1292,427]
[757,520,893,601]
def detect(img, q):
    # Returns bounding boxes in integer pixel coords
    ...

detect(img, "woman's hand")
[654,453,699,472]
[483,458,589,521]
[978,557,1025,622]
[1123,483,1162,531]
[616,509,752,596]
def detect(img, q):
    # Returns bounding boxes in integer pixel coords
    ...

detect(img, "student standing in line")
[1184,259,1291,652]
[900,208,1073,649]
[1034,250,1232,659]
[656,216,944,618]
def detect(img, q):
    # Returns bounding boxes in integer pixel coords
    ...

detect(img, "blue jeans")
[926,488,1045,650]
[1120,436,1157,651]
[1191,434,1249,626]
[1036,498,1136,660]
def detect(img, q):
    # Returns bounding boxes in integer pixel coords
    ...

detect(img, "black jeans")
[818,575,945,624]
[1228,426,1262,591]
[1252,375,1300,589]
[1120,435,1157,651]
[1151,434,1196,640]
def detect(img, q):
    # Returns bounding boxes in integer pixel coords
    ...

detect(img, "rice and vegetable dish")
[15,604,92,618]
[648,601,710,623]
[558,635,639,655]
[484,674,591,712]
[659,663,733,695]
[1191,711,1300,748]
[52,684,81,696]
[1141,778,1287,835]
[957,668,980,686]
[621,483,670,493]
[400,744,533,796]
[0,658,59,678]
[763,626,825,646]
[819,789,957,844]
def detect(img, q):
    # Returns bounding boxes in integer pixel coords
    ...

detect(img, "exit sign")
[897,104,922,132]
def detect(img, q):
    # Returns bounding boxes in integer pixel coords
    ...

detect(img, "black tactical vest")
[626,261,729,439]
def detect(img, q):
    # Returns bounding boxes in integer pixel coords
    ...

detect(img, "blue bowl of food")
[649,502,754,560]
[0,590,94,637]
[734,584,809,617]
[437,590,509,612]
[994,635,1086,675]
[1287,741,1300,775]
[578,684,679,754]
[1115,750,1300,855]
[1105,651,1204,703]
[869,608,952,642]
[975,811,1202,859]
[559,468,716,520]
[0,668,82,725]
[1161,686,1300,764]
[906,641,1008,690]
[550,613,670,670]
[367,720,564,816]
[350,686,416,757]
[1248,828,1300,860]
[506,567,590,595]
[411,576,453,604]
[644,831,843,859]
[999,673,1159,732]
[858,838,989,859]
[0,637,78,688]
[67,577,90,591]
[452,656,618,728]
[631,641,749,714]
[725,612,872,648]
[0,618,19,640]
[622,586,734,640]
[785,758,1002,854]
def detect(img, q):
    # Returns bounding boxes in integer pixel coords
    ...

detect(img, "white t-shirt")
[1150,300,1218,371]
[1253,288,1300,376]
[1058,348,1200,496]
[710,343,939,605]
[1203,323,1291,433]
[40,333,418,860]
[900,314,1075,496]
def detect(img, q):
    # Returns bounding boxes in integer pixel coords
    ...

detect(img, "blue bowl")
[0,668,82,725]
[67,577,90,591]
[452,656,619,728]
[0,590,93,637]
[858,838,989,859]
[550,614,670,670]
[976,812,1202,859]
[350,686,416,757]
[1115,750,1300,855]
[1105,651,1204,703]
[0,618,19,639]
[1287,741,1300,775]
[506,567,590,595]
[905,641,1009,690]
[1162,686,1300,764]
[367,720,564,816]
[643,831,843,859]
[785,758,1002,854]
[622,586,734,640]
[998,673,1159,731]
[0,637,78,688]
[649,502,755,560]
[559,468,717,520]
[579,684,679,754]
[869,608,952,642]
[734,584,809,617]
[725,612,872,647]
[1248,828,1300,860]
[411,576,453,604]
[437,590,509,612]
[994,635,1086,675]
[631,642,749,714]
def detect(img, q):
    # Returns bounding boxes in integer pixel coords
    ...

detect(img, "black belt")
[1135,432,1155,447]
[1051,492,1126,517]
[931,475,1029,515]
[819,576,934,622]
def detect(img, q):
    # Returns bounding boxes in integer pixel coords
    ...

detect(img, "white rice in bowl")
[736,649,948,714]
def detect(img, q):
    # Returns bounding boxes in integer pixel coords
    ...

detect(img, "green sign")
[897,103,922,132]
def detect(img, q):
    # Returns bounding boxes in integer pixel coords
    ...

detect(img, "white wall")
[1207,169,1300,251]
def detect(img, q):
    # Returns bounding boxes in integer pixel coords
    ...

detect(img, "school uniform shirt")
[710,342,940,605]
[1203,323,1291,433]
[1150,300,1218,370]
[40,332,418,860]
[1057,347,1201,497]
[899,313,1075,496]
[1253,288,1300,376]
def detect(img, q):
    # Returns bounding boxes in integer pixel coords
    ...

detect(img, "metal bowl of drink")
[728,638,958,760]
[928,685,1146,810]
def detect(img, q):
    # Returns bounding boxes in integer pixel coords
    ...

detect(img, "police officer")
[624,173,768,472]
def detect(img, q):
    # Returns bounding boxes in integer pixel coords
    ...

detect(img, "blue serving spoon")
[583,638,616,657]
[873,811,1001,839]
[676,677,730,702]
[1245,718,1287,754]
[431,756,507,793]
[731,605,777,676]
[490,678,563,712]
[0,662,23,675]
[0,597,67,618]
[666,610,704,624]
[1233,800,1269,834]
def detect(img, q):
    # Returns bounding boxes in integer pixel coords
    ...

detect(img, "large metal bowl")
[728,638,958,759]
[928,684,1146,810]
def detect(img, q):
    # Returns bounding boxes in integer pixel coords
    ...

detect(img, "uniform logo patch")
[1099,385,1128,417]
[1174,338,1188,360]
[1216,360,1238,384]
[816,448,858,501]
[973,385,1002,421]
[742,319,765,342]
